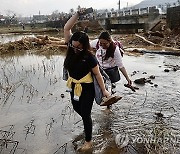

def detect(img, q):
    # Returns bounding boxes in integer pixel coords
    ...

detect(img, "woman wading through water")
[90,31,132,109]
[63,9,122,151]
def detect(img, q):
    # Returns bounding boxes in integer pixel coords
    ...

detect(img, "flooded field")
[0,34,35,44]
[0,50,180,154]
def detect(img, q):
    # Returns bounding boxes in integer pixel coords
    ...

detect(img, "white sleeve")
[114,46,124,68]
[90,39,99,49]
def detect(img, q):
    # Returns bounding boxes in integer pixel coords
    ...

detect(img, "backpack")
[95,40,124,57]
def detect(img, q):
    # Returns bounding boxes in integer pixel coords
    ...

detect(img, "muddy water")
[0,34,35,44]
[0,52,180,154]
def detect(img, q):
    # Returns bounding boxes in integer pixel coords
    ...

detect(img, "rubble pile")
[0,20,180,56]
[0,39,32,55]
[126,26,180,50]
[0,35,67,55]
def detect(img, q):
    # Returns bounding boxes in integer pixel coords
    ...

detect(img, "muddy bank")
[0,35,67,56]
[0,27,61,34]
[0,21,180,56]
[1,33,180,57]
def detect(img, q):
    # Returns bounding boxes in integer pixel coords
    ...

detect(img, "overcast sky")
[0,0,144,17]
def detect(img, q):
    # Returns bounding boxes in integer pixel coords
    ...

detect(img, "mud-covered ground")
[0,21,180,56]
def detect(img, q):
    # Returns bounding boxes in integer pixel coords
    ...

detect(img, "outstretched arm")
[114,47,132,85]
[64,13,79,43]
[64,8,88,43]
[119,67,132,85]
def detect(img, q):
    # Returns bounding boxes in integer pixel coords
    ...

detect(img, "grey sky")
[0,0,143,17]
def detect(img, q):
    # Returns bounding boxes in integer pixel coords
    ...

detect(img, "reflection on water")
[0,53,180,154]
[0,34,35,44]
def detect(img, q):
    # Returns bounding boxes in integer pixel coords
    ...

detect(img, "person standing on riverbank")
[63,9,121,151]
[90,31,132,109]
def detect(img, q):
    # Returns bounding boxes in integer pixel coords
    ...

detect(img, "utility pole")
[118,0,121,11]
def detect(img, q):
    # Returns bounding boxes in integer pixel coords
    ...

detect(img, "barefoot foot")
[77,141,93,152]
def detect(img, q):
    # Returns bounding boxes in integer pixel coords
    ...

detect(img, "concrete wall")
[167,6,180,29]
[98,12,160,33]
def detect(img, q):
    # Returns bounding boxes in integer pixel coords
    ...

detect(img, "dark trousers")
[70,83,95,142]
